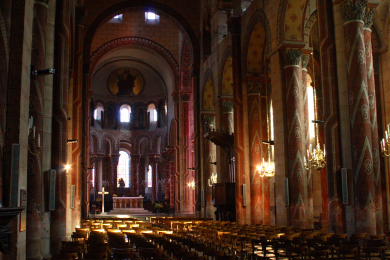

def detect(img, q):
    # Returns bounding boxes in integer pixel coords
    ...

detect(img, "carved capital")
[301,54,310,69]
[363,8,375,28]
[222,101,234,113]
[284,49,302,66]
[343,0,367,22]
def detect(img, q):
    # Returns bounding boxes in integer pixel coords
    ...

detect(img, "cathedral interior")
[4,0,390,259]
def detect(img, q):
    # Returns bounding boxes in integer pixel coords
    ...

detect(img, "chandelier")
[187,180,195,190]
[305,50,326,171]
[381,124,390,157]
[305,143,326,170]
[208,173,218,187]
[256,158,275,178]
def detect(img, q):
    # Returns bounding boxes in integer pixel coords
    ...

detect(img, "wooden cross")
[98,187,109,214]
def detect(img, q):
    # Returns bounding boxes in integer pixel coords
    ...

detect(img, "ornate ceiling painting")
[107,68,144,96]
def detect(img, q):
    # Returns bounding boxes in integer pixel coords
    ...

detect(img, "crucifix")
[98,187,109,214]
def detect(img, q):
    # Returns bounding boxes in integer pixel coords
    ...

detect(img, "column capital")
[301,54,311,69]
[363,8,375,28]
[284,49,302,67]
[343,0,367,22]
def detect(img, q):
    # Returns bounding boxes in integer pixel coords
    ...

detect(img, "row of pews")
[55,217,390,259]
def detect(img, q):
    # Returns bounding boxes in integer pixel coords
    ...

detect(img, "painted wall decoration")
[247,23,266,74]
[203,79,215,111]
[283,0,308,41]
[222,57,233,96]
[107,68,144,96]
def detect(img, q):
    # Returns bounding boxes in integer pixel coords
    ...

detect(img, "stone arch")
[303,10,318,48]
[90,134,99,154]
[83,0,200,73]
[102,135,116,155]
[138,136,151,155]
[278,0,310,42]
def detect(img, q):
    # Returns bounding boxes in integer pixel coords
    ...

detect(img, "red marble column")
[283,49,307,228]
[131,155,140,196]
[343,1,376,234]
[364,11,383,234]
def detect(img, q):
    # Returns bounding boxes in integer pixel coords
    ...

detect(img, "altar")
[113,196,144,209]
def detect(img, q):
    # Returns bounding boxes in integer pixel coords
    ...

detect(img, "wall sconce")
[381,124,390,157]
[67,139,78,144]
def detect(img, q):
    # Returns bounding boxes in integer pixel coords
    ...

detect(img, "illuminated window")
[145,11,160,24]
[94,104,104,121]
[120,104,131,123]
[110,14,123,23]
[148,103,158,123]
[307,75,316,140]
[117,151,131,187]
[92,167,95,187]
[147,165,153,188]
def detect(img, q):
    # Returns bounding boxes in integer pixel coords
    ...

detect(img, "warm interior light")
[64,164,72,172]
[187,180,196,189]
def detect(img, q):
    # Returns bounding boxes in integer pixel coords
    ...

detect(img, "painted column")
[138,157,146,196]
[150,154,159,202]
[110,155,119,195]
[247,78,263,224]
[131,154,140,196]
[301,54,314,228]
[230,16,251,223]
[343,0,376,234]
[363,8,383,234]
[283,49,307,228]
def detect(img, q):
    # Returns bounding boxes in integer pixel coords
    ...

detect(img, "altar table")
[113,196,144,209]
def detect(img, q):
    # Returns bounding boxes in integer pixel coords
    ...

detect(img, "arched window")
[148,103,157,123]
[147,165,153,188]
[306,75,316,141]
[94,104,104,121]
[91,167,95,188]
[120,104,131,123]
[117,151,131,187]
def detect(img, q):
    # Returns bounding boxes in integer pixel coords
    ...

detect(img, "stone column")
[364,8,383,234]
[131,155,140,195]
[343,0,376,234]
[301,54,314,227]
[110,155,119,195]
[283,49,308,228]
[138,157,146,196]
[150,155,160,202]
[246,78,263,224]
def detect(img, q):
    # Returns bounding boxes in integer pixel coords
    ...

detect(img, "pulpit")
[113,196,144,209]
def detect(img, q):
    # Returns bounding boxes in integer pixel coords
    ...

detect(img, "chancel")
[4,0,390,259]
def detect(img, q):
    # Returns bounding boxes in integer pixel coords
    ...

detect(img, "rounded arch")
[90,134,99,154]
[119,140,133,154]
[303,10,318,48]
[83,0,200,73]
[102,135,116,155]
[278,0,309,43]
[138,136,151,155]
[90,37,179,74]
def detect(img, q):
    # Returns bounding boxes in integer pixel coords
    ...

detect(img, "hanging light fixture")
[381,124,390,157]
[257,76,275,178]
[208,173,218,187]
[187,180,195,189]
[305,50,327,171]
